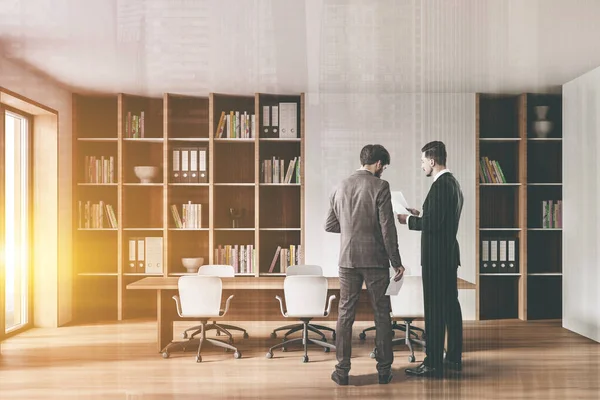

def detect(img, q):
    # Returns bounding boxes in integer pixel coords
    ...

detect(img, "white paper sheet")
[391,191,410,216]
[385,275,404,296]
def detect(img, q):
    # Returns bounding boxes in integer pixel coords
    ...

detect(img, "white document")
[391,191,410,216]
[385,275,404,296]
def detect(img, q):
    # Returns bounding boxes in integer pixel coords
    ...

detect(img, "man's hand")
[407,207,420,216]
[397,214,409,224]
[392,265,405,282]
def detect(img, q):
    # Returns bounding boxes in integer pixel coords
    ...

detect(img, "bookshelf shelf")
[479,138,522,142]
[476,93,563,322]
[123,138,164,143]
[74,92,304,322]
[78,183,118,186]
[78,138,118,142]
[168,138,209,142]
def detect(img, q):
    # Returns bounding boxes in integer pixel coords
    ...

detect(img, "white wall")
[562,68,600,343]
[0,56,73,327]
[305,93,476,319]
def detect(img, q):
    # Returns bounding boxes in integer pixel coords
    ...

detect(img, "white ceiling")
[1,0,600,96]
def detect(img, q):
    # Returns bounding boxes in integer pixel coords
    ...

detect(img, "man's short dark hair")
[421,141,447,166]
[360,144,391,166]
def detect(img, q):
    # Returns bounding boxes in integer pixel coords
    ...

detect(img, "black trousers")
[335,267,393,376]
[422,264,463,369]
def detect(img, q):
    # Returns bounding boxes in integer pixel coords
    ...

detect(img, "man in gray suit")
[325,144,405,386]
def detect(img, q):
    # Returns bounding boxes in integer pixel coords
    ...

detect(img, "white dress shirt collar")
[433,169,450,182]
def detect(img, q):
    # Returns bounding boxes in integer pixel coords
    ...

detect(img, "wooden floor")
[0,319,598,399]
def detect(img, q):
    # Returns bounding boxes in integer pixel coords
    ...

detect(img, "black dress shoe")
[444,359,462,372]
[331,371,349,386]
[378,373,393,384]
[405,363,442,378]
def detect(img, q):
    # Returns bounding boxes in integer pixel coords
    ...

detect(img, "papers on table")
[391,191,410,216]
[385,275,404,296]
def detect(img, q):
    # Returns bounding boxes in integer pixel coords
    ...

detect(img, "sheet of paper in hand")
[391,191,410,216]
[385,275,404,296]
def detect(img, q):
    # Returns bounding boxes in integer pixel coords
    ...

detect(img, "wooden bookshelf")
[72,92,304,322]
[476,93,562,321]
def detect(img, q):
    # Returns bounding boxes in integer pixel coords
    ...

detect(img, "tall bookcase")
[73,92,305,322]
[476,93,562,321]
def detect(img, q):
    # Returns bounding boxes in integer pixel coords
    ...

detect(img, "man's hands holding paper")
[397,208,419,224]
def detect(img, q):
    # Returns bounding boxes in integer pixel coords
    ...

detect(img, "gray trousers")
[335,267,393,376]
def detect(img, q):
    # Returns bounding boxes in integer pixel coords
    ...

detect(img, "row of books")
[542,200,562,228]
[172,147,208,183]
[215,111,256,139]
[170,202,202,229]
[84,155,115,183]
[78,200,118,228]
[261,157,300,183]
[127,236,162,273]
[479,156,507,183]
[214,244,255,274]
[268,245,302,273]
[125,111,145,138]
[480,238,519,273]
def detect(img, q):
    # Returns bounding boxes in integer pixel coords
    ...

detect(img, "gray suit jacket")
[325,170,402,269]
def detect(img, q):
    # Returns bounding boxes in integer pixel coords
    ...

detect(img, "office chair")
[367,275,426,363]
[269,265,336,343]
[180,265,249,341]
[161,275,242,363]
[266,275,337,362]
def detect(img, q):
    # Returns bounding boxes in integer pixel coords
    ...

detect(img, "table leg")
[157,289,174,352]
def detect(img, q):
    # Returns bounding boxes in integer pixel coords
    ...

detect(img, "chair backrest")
[286,264,323,276]
[178,275,222,317]
[390,275,425,318]
[197,264,235,277]
[283,275,328,317]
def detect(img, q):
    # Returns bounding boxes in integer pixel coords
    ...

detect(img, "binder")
[128,238,137,272]
[489,239,499,273]
[180,148,190,183]
[198,146,208,183]
[172,148,181,183]
[507,238,519,273]
[136,237,145,273]
[262,105,270,137]
[498,239,508,273]
[279,102,298,138]
[271,105,279,137]
[145,237,163,274]
[188,147,199,183]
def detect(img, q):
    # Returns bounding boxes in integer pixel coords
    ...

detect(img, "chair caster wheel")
[324,347,330,353]
[270,332,277,339]
[182,332,188,339]
[359,332,366,340]
[196,356,202,363]
[408,355,416,363]
[266,352,273,359]
[302,356,309,363]
[369,348,377,359]
[234,351,242,359]
[281,347,287,352]
[243,332,249,339]
[162,351,170,359]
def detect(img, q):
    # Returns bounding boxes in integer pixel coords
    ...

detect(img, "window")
[3,109,32,334]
